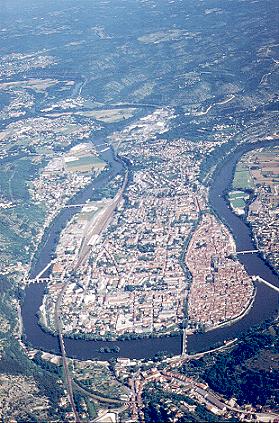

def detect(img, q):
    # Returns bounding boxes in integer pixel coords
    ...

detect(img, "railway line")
[52,153,129,419]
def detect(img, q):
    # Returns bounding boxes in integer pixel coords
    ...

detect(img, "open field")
[230,197,246,209]
[232,146,279,270]
[0,78,62,92]
[249,147,279,187]
[233,165,254,190]
[48,108,138,123]
[79,108,136,123]
[65,156,106,173]
[228,190,250,212]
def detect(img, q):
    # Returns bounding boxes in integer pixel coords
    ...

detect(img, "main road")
[53,154,129,420]
[54,273,79,421]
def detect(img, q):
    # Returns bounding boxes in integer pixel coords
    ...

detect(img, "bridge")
[27,260,56,284]
[182,328,188,358]
[252,275,279,293]
[63,203,88,208]
[27,277,51,284]
[236,249,259,255]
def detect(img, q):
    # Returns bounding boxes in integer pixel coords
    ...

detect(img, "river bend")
[22,139,279,359]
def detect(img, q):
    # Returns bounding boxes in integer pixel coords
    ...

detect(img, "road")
[53,160,129,419]
[54,277,80,421]
[73,380,125,405]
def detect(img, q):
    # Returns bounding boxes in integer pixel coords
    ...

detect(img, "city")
[0,0,278,421]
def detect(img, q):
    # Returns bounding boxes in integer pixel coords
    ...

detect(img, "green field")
[66,156,106,172]
[80,107,136,123]
[230,197,246,208]
[228,190,249,212]
[233,164,253,190]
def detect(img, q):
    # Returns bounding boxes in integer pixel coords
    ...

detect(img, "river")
[21,139,279,360]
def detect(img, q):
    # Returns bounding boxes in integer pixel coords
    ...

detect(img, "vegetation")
[233,166,253,190]
[0,275,66,419]
[0,157,45,269]
[143,383,229,423]
[203,329,279,407]
[180,322,279,408]
[198,140,237,184]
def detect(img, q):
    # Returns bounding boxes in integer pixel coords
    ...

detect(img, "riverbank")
[21,139,279,360]
[205,286,257,333]
[223,154,279,279]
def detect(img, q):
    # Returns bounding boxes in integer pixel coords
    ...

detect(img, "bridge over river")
[236,249,259,255]
[252,275,279,293]
[22,138,279,361]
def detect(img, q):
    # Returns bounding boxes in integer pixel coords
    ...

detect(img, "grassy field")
[228,190,249,212]
[65,156,106,172]
[230,197,246,209]
[80,108,136,123]
[233,165,253,190]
